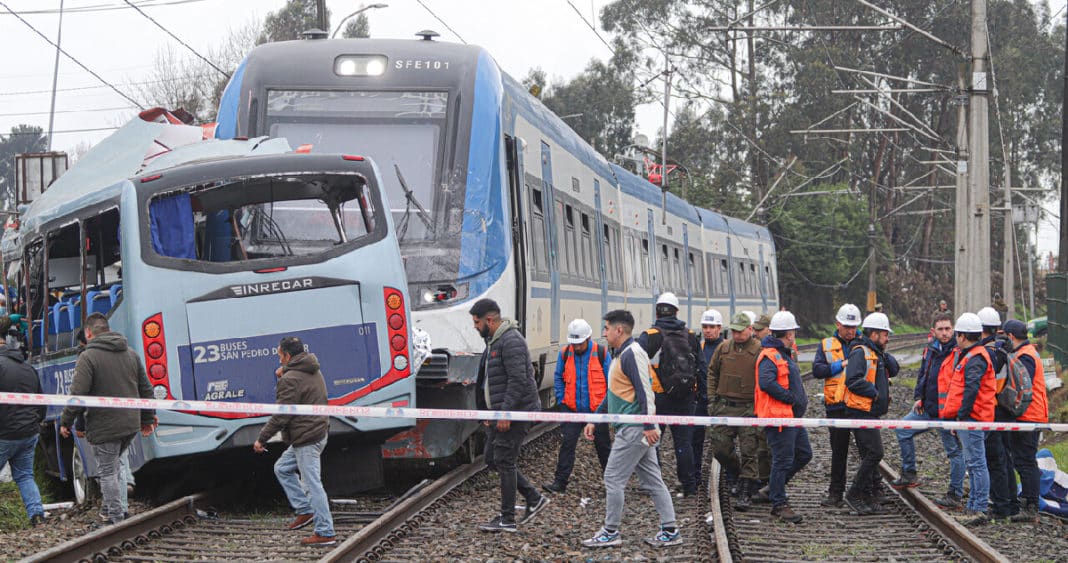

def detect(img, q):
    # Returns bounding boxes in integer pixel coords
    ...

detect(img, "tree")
[342,13,370,38]
[539,57,637,158]
[258,0,327,44]
[0,125,48,210]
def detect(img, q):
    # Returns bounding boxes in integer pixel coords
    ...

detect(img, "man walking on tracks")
[812,304,861,508]
[583,310,681,548]
[638,292,702,497]
[0,315,47,527]
[692,309,724,488]
[254,336,336,546]
[470,298,549,532]
[842,313,898,515]
[756,311,811,524]
[892,312,966,510]
[59,313,156,525]
[544,318,611,493]
[707,312,765,510]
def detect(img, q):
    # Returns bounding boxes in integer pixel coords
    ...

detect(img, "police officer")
[812,304,861,507]
[545,319,612,494]
[842,313,898,516]
[692,309,724,487]
[638,292,701,497]
[707,312,764,509]
[942,313,998,526]
[756,310,812,524]
[1002,319,1048,523]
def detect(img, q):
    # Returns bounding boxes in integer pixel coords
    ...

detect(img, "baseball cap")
[1002,319,1027,339]
[729,312,751,332]
[753,314,772,331]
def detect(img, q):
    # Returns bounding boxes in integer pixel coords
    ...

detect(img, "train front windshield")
[264,90,457,283]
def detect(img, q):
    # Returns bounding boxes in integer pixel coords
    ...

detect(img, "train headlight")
[334,55,388,77]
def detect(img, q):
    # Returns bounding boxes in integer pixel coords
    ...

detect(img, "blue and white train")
[215,32,778,463]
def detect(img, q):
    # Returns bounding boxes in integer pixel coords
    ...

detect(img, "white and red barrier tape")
[2,392,1063,433]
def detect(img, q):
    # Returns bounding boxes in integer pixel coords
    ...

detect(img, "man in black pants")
[843,313,898,515]
[812,304,861,507]
[471,299,550,532]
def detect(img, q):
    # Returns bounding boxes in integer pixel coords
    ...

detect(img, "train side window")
[613,227,624,285]
[660,244,669,291]
[530,188,547,274]
[689,252,702,298]
[672,247,682,293]
[641,238,650,288]
[602,225,612,284]
[749,262,758,296]
[563,204,577,278]
[580,213,593,282]
[765,264,775,299]
[719,258,730,296]
[555,200,568,275]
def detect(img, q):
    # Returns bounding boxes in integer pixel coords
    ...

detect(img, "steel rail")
[707,460,732,563]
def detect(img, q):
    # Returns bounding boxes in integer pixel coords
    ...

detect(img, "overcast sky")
[0,0,1064,261]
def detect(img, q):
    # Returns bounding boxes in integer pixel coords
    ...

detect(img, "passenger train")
[215,33,778,465]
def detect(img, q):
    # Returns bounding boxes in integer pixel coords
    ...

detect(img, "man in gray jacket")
[470,298,548,532]
[60,313,156,525]
[254,337,335,546]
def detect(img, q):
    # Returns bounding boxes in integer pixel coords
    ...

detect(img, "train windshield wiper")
[394,163,435,236]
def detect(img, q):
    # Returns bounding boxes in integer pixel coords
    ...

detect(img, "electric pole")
[46,0,64,151]
[1001,152,1015,320]
[316,0,328,34]
[954,65,970,316]
[963,0,992,314]
[661,56,671,224]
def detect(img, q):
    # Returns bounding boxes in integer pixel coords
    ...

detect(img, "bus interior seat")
[88,293,110,315]
[54,302,73,348]
[109,284,122,308]
[68,298,82,330]
[31,320,43,352]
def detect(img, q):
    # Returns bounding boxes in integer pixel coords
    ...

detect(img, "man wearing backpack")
[638,292,701,497]
[544,318,611,494]
[978,307,1017,520]
[1001,319,1047,523]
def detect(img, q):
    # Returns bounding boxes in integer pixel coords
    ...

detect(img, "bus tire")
[71,445,99,505]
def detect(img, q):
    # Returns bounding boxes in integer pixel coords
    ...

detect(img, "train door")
[593,179,608,319]
[505,136,527,332]
[540,142,560,344]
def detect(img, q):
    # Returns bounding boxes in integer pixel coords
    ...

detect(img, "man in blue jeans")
[0,320,46,527]
[892,312,965,509]
[255,337,335,546]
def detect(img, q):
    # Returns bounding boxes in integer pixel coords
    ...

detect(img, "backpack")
[996,351,1034,418]
[652,328,698,400]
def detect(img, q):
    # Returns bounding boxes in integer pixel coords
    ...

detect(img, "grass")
[0,482,29,532]
[1043,439,1068,473]
[894,377,917,390]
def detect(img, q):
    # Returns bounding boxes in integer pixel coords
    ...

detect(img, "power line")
[565,0,614,54]
[0,2,145,110]
[0,75,201,97]
[1,0,209,15]
[413,0,466,44]
[121,0,229,78]
[0,126,119,139]
[0,105,135,117]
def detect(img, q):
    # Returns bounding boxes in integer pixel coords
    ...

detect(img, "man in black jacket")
[470,298,548,532]
[0,316,46,527]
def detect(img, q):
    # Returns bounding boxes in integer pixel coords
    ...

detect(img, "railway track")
[709,333,1012,563]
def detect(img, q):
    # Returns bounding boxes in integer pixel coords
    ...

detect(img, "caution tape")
[2,391,1065,433]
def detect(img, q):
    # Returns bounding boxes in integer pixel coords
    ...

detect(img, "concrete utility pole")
[1001,150,1015,320]
[316,0,328,34]
[954,65,971,315]
[46,0,64,151]
[661,55,671,224]
[961,0,992,314]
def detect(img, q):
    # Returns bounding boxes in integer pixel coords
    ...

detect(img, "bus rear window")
[147,172,380,264]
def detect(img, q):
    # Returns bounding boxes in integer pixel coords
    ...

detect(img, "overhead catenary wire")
[0,0,209,15]
[0,2,145,110]
[413,0,467,44]
[121,0,229,78]
[565,0,614,54]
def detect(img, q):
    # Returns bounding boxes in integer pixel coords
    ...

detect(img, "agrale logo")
[204,380,246,400]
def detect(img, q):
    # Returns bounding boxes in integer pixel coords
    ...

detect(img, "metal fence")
[1048,273,1067,365]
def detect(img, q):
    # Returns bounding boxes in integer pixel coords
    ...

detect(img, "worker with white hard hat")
[942,313,997,525]
[890,310,964,509]
[812,304,865,509]
[754,310,811,523]
[840,312,900,516]
[692,309,724,486]
[544,318,611,494]
[637,292,702,497]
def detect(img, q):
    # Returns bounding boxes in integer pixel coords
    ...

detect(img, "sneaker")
[301,533,338,546]
[959,510,989,527]
[479,514,517,533]
[771,504,803,524]
[644,527,683,547]
[820,492,844,508]
[934,492,963,510]
[890,471,921,490]
[751,484,771,504]
[582,527,622,547]
[30,514,45,528]
[844,492,873,516]
[865,495,888,515]
[287,513,314,530]
[542,481,566,494]
[99,510,130,522]
[519,495,550,525]
[1010,502,1040,524]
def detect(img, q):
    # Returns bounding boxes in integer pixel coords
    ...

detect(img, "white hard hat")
[955,312,983,333]
[861,312,892,333]
[977,307,1001,328]
[656,292,679,309]
[742,310,757,324]
[701,309,723,326]
[835,304,862,327]
[769,311,800,331]
[566,319,593,344]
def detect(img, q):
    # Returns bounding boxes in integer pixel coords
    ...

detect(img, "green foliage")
[258,0,326,44]
[0,125,48,209]
[342,13,370,39]
[540,58,637,157]
[0,482,29,531]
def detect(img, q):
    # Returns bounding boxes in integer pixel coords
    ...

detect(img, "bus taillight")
[142,313,173,400]
[383,288,410,375]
